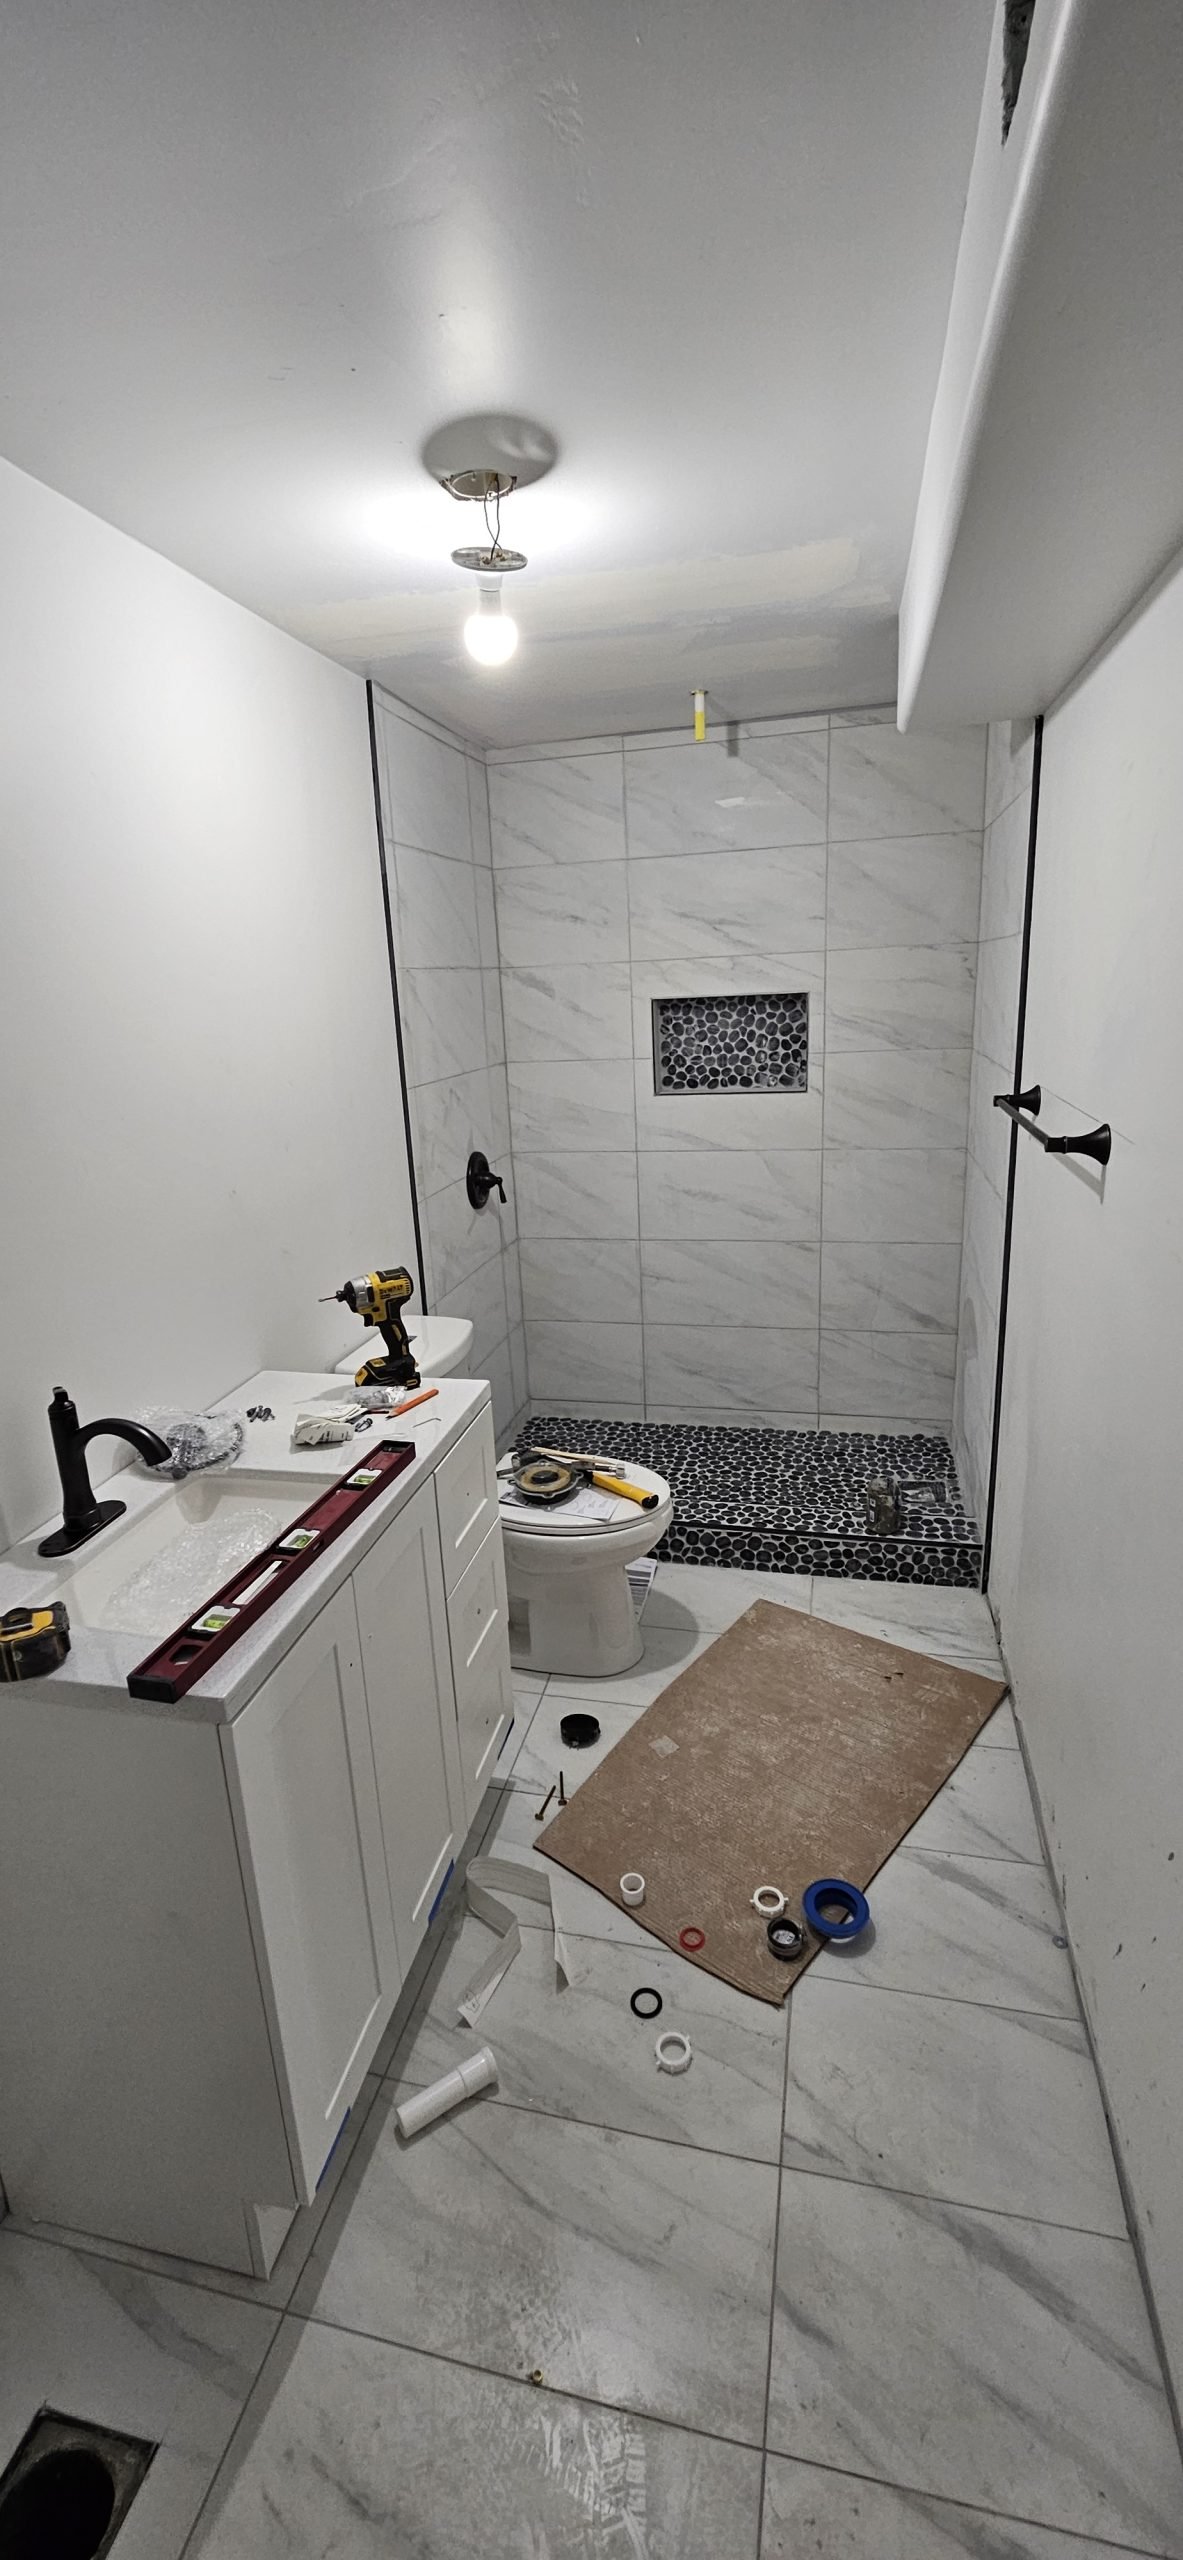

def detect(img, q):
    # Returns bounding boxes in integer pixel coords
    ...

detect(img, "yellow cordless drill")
[324,1267,421,1389]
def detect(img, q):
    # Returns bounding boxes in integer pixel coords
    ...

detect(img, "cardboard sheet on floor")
[536,1601,1010,2005]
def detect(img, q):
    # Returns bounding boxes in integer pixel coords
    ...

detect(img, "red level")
[127,1439,416,1704]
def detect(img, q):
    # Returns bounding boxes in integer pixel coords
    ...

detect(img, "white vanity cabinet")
[353,1480,464,1977]
[0,1383,511,2274]
[433,1412,513,1821]
[220,1581,402,2203]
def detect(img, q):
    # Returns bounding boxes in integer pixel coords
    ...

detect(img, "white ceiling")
[0,0,993,745]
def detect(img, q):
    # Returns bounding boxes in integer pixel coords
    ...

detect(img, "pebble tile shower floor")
[522,1414,984,1585]
[2,1569,1181,2558]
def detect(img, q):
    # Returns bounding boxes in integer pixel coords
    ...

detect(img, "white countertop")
[0,1369,491,1724]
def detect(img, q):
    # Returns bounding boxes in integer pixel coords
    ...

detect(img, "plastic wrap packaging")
[139,1408,246,1478]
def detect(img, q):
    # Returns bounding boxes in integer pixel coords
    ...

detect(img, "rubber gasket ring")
[630,1987,663,2020]
[766,1915,808,1962]
[678,1926,706,1952]
[802,1877,871,1942]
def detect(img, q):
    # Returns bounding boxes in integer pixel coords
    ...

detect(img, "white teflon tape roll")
[620,1873,646,1906]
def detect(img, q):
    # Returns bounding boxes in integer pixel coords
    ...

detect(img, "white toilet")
[500,1460,674,1679]
[334,1313,474,1380]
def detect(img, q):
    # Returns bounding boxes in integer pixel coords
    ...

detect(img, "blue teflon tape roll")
[802,1877,870,1942]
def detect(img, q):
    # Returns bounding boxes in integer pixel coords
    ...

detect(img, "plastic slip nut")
[654,2032,693,2076]
[751,1884,785,1917]
[620,1873,646,1906]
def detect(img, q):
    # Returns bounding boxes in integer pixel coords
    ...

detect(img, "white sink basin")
[38,1472,335,1640]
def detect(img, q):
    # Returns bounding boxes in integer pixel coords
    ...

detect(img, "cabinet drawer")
[448,1522,513,1815]
[434,1404,499,1591]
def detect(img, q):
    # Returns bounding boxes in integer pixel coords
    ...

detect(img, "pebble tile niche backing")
[519,1417,983,1585]
[652,990,808,1094]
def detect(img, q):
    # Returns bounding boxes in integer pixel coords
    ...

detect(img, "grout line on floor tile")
[798,1969,1079,2023]
[757,2444,1178,2559]
[756,1950,795,2544]
[174,2307,292,2558]
[295,2303,770,2458]
[771,2154,1135,2246]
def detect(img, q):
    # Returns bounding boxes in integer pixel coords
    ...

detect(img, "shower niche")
[651,990,808,1094]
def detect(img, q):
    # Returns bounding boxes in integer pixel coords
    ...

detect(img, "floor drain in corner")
[0,2409,156,2559]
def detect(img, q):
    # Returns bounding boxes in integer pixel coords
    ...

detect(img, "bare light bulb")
[464,579,518,666]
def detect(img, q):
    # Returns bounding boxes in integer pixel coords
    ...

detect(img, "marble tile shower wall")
[952,720,1035,1526]
[489,712,987,1430]
[372,692,528,1443]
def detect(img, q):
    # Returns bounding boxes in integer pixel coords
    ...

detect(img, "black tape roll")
[559,1712,601,1749]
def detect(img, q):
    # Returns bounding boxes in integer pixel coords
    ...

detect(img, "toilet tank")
[334,1314,473,1379]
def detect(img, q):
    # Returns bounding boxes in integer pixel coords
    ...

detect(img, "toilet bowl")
[501,1461,673,1678]
[334,1313,473,1380]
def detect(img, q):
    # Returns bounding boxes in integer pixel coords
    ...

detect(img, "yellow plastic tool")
[526,1444,660,1511]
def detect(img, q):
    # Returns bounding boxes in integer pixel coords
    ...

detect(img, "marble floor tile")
[292,2096,779,2443]
[5,2078,385,2315]
[503,1688,645,1793]
[491,1684,543,1779]
[766,2174,1183,2550]
[0,2228,277,2560]
[762,2453,1154,2560]
[644,1562,812,1630]
[904,1741,1042,1862]
[474,1783,654,1949]
[392,1914,788,2159]
[783,1980,1127,2233]
[191,2317,763,2559]
[977,1698,1020,1748]
[811,1577,1004,1675]
[809,1847,1076,2015]
[533,1619,719,1709]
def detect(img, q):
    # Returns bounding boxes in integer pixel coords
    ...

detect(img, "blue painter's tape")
[427,1860,455,1928]
[802,1877,870,1942]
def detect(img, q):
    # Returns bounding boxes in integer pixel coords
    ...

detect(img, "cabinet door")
[222,1584,400,2202]
[434,1403,499,1590]
[353,1482,464,1976]
[449,1521,514,1824]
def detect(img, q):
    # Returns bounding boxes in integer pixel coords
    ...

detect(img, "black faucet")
[38,1387,173,1558]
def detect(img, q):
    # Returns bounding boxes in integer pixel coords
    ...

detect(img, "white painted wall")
[0,456,416,1546]
[991,548,1183,2399]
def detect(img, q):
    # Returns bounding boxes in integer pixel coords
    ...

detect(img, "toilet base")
[508,1556,644,1679]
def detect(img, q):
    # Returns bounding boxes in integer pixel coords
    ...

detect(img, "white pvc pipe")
[394,2046,498,2138]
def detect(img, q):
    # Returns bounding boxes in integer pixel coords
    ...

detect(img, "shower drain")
[0,2409,156,2559]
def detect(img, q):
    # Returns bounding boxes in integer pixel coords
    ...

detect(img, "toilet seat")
[501,1461,673,1678]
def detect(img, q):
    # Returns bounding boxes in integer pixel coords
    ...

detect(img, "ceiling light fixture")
[452,480,525,671]
[465,577,518,665]
[420,414,557,675]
